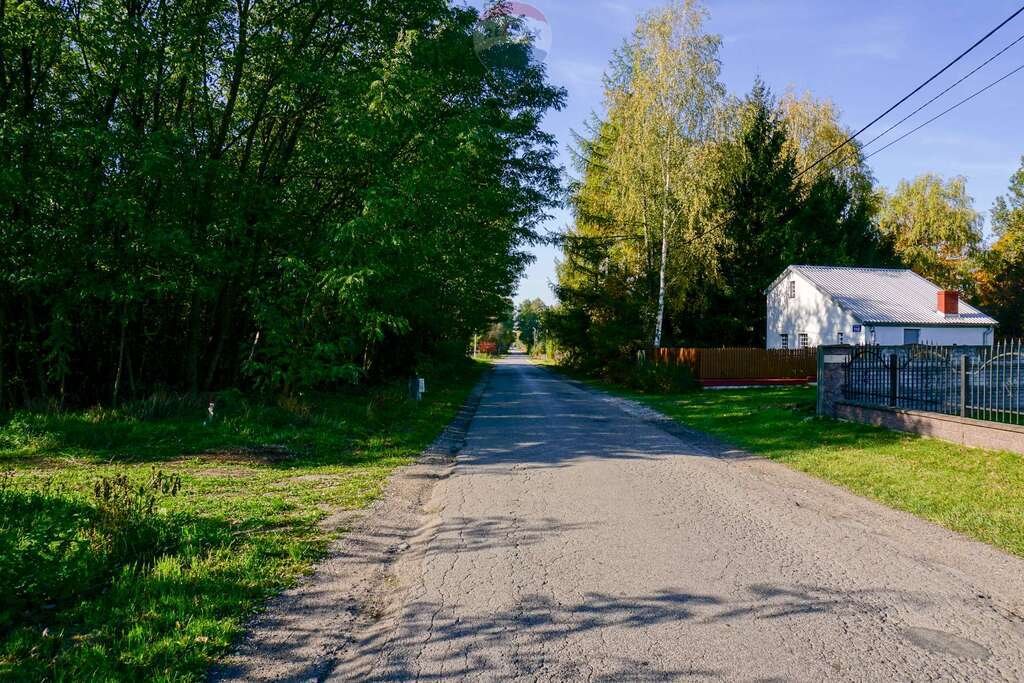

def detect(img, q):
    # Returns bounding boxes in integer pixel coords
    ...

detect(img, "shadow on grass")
[0,364,487,680]
[0,391,432,468]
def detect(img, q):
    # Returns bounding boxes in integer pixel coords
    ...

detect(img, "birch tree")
[601,0,724,347]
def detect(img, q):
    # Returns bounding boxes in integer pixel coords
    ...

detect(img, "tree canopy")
[551,7,892,368]
[978,156,1024,336]
[0,0,565,407]
[550,0,1024,367]
[878,174,983,293]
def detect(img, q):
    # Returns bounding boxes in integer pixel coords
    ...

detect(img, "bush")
[605,359,697,394]
[120,392,206,422]
[91,471,183,562]
[0,470,183,634]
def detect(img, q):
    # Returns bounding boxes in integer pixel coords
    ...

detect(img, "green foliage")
[515,298,548,352]
[606,360,696,394]
[700,82,887,345]
[90,471,183,561]
[0,0,564,407]
[554,62,893,364]
[1,471,183,640]
[477,300,517,354]
[0,361,486,679]
[978,155,1024,337]
[879,173,984,292]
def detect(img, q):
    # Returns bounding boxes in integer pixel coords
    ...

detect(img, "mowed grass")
[594,381,1024,558]
[0,361,485,681]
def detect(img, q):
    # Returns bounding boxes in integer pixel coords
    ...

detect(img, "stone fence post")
[817,345,853,417]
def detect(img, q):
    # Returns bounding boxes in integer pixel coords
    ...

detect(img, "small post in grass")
[409,376,426,401]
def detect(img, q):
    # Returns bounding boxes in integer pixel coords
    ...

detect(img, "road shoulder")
[210,370,492,682]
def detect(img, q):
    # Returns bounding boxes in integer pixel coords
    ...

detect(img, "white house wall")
[767,270,864,349]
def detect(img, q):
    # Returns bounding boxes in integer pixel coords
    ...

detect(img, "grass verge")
[568,371,1024,559]
[0,360,485,681]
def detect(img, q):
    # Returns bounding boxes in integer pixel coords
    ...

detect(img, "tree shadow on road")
[339,582,928,681]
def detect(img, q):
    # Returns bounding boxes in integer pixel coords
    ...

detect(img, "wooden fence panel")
[649,347,818,381]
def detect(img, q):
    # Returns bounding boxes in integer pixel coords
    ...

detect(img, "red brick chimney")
[937,290,960,316]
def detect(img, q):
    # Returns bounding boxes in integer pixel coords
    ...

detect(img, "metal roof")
[780,265,998,327]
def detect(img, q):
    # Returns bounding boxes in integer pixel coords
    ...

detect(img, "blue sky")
[474,1,1024,304]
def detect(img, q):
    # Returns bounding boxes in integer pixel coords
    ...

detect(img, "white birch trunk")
[653,165,670,348]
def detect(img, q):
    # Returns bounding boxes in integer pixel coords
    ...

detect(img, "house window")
[780,334,789,349]
[837,332,845,344]
[788,281,797,299]
[799,333,810,349]
[904,328,921,345]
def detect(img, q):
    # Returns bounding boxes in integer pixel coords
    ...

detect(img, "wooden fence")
[648,347,818,382]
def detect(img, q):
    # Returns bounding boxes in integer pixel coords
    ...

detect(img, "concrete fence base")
[834,402,1024,456]
[816,345,1023,456]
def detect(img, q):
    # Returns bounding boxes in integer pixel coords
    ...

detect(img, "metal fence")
[842,340,1024,425]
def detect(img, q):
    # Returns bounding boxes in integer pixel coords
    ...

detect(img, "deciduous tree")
[879,174,983,292]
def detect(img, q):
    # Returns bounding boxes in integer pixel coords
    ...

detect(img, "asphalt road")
[360,356,1024,681]
[220,355,1024,681]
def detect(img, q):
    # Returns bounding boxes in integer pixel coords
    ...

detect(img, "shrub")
[277,395,314,426]
[91,471,182,563]
[606,359,697,394]
[366,384,410,422]
[120,392,206,422]
[0,471,183,634]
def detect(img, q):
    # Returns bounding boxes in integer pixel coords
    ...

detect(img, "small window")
[904,328,921,345]
[788,281,797,299]
[799,333,810,349]
[780,334,789,349]
[837,332,845,344]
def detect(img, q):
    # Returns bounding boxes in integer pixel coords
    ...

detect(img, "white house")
[766,265,998,349]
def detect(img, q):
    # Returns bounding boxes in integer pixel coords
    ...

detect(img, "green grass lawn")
[0,361,485,681]
[589,379,1024,559]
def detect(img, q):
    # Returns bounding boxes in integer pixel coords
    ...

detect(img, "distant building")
[765,266,998,349]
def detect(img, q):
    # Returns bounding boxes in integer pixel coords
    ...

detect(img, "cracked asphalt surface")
[221,356,1024,681]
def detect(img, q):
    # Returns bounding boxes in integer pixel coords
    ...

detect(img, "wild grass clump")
[1,470,183,638]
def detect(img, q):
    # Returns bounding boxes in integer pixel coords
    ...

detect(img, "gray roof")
[779,265,998,327]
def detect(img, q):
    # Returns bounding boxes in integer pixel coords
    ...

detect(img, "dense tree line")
[550,0,1023,370]
[0,0,564,408]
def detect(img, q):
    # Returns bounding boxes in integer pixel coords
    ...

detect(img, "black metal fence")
[843,340,1024,426]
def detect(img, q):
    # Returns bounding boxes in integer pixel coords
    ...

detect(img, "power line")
[796,3,1024,180]
[864,61,1024,161]
[860,31,1024,152]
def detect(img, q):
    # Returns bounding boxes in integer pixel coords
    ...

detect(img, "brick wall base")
[835,402,1024,456]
